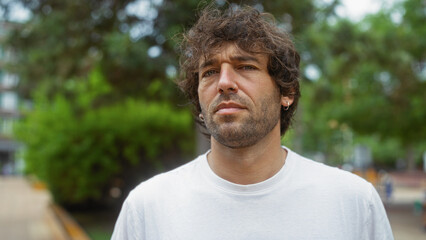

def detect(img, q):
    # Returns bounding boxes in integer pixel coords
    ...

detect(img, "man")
[112,5,393,240]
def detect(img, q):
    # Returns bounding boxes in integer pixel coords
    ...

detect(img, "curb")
[50,204,91,240]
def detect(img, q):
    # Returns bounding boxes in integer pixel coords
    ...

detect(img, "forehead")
[198,43,267,68]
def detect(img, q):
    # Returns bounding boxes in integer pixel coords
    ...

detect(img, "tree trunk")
[405,145,416,171]
[292,103,304,153]
[196,125,210,155]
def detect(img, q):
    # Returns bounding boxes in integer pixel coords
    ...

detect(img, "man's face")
[198,43,285,148]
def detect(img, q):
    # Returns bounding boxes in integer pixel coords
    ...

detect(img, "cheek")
[197,89,209,112]
[198,84,215,105]
[249,84,280,106]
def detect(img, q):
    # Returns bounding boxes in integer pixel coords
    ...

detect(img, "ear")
[280,96,294,108]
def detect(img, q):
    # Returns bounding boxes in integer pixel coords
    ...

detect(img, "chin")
[215,137,258,149]
[211,127,257,148]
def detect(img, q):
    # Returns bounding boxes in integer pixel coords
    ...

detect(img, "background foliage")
[296,0,426,169]
[14,66,193,205]
[0,0,425,206]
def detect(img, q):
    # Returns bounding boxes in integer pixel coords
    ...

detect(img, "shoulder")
[287,148,374,198]
[125,155,204,204]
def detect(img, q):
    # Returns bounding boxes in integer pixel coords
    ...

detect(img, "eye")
[238,65,257,71]
[202,69,219,78]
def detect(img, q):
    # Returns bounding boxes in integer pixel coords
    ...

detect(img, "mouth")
[214,102,247,115]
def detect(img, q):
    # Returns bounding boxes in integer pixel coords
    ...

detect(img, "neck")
[207,124,286,185]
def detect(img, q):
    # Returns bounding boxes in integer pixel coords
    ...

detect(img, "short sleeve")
[111,194,145,240]
[366,183,394,240]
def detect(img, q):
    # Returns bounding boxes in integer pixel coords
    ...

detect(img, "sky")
[338,0,399,21]
[338,0,383,21]
[1,1,29,22]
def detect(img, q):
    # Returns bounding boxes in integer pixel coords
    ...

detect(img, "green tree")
[300,0,426,169]
[0,0,337,99]
[15,67,194,205]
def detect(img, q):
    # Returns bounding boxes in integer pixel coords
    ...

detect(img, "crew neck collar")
[199,146,294,195]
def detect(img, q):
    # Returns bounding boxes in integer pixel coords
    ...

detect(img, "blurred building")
[0,21,22,175]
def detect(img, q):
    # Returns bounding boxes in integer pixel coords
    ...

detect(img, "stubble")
[202,93,281,149]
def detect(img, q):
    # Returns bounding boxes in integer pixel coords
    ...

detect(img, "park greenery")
[0,0,424,205]
[14,66,193,204]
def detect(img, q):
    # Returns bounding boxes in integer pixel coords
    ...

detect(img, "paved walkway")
[0,176,68,240]
[382,171,426,240]
[387,204,425,240]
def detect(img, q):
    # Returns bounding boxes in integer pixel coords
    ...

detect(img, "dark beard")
[203,94,281,149]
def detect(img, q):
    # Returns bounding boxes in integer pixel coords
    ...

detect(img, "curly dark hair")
[178,4,301,136]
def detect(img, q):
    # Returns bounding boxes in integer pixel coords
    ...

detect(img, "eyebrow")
[199,55,260,70]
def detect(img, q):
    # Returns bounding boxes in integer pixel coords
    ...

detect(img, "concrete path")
[387,204,425,240]
[0,176,68,240]
[384,171,426,240]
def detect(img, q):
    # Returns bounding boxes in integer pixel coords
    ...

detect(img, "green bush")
[15,68,194,205]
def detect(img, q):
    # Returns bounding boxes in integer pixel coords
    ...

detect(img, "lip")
[214,102,246,114]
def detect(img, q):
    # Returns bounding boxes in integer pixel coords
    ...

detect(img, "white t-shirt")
[112,147,393,240]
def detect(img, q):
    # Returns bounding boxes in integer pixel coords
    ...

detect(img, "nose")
[217,64,238,94]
